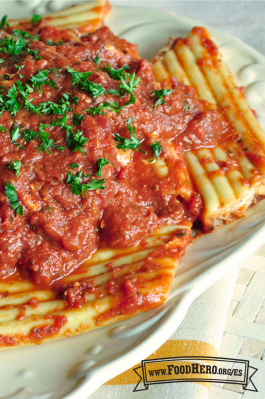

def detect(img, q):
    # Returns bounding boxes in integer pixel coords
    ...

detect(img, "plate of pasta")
[0,1,265,398]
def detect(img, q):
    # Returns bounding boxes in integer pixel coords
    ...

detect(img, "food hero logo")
[133,356,258,393]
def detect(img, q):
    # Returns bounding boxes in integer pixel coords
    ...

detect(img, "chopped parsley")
[46,40,63,46]
[27,48,42,60]
[183,100,191,112]
[7,160,21,177]
[65,125,88,154]
[30,70,49,91]
[5,84,21,115]
[0,125,6,133]
[93,54,101,71]
[36,124,65,153]
[12,29,31,39]
[31,14,42,24]
[66,65,106,98]
[40,93,75,115]
[151,88,173,107]
[110,72,140,105]
[0,34,27,55]
[103,65,129,80]
[0,15,9,30]
[10,126,25,149]
[68,162,79,169]
[86,101,122,116]
[73,113,85,126]
[15,64,25,71]
[23,129,38,142]
[114,118,144,152]
[66,170,106,198]
[150,141,162,162]
[4,181,23,216]
[96,157,109,177]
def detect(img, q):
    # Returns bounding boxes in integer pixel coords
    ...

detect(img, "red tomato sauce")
[0,24,245,307]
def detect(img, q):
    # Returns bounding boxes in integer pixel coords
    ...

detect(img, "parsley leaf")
[6,84,21,115]
[66,170,106,198]
[73,113,85,125]
[4,181,23,216]
[15,64,25,71]
[46,40,63,46]
[31,14,42,24]
[12,29,31,39]
[66,65,106,98]
[40,93,75,115]
[30,69,49,92]
[0,59,4,63]
[36,124,58,154]
[96,157,109,177]
[151,88,173,107]
[10,126,25,148]
[66,125,88,154]
[86,101,122,116]
[0,125,6,133]
[27,48,42,60]
[0,15,9,30]
[150,141,162,162]
[7,160,21,177]
[93,54,101,71]
[103,65,129,80]
[23,129,38,142]
[114,118,143,152]
[68,162,79,169]
[109,72,141,106]
[0,35,27,55]
[66,66,92,87]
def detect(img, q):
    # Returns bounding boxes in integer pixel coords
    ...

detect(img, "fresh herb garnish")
[0,35,27,55]
[0,125,6,133]
[40,93,75,115]
[66,170,106,198]
[15,64,25,71]
[66,125,88,154]
[68,162,79,169]
[7,160,21,177]
[0,15,9,30]
[30,70,49,91]
[96,157,109,177]
[46,40,63,46]
[23,129,38,142]
[93,54,101,71]
[0,59,4,63]
[36,123,65,153]
[12,29,31,39]
[183,100,191,112]
[73,113,85,125]
[114,118,144,152]
[4,181,23,216]
[150,141,162,162]
[151,88,173,107]
[109,72,140,106]
[10,126,25,148]
[5,84,21,115]
[86,101,122,116]
[66,65,106,98]
[103,65,129,80]
[0,15,9,29]
[27,48,42,60]
[31,14,42,24]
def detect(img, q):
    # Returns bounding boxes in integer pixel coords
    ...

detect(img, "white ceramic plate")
[1,2,265,399]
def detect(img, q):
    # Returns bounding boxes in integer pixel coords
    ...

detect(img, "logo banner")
[133,356,258,393]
